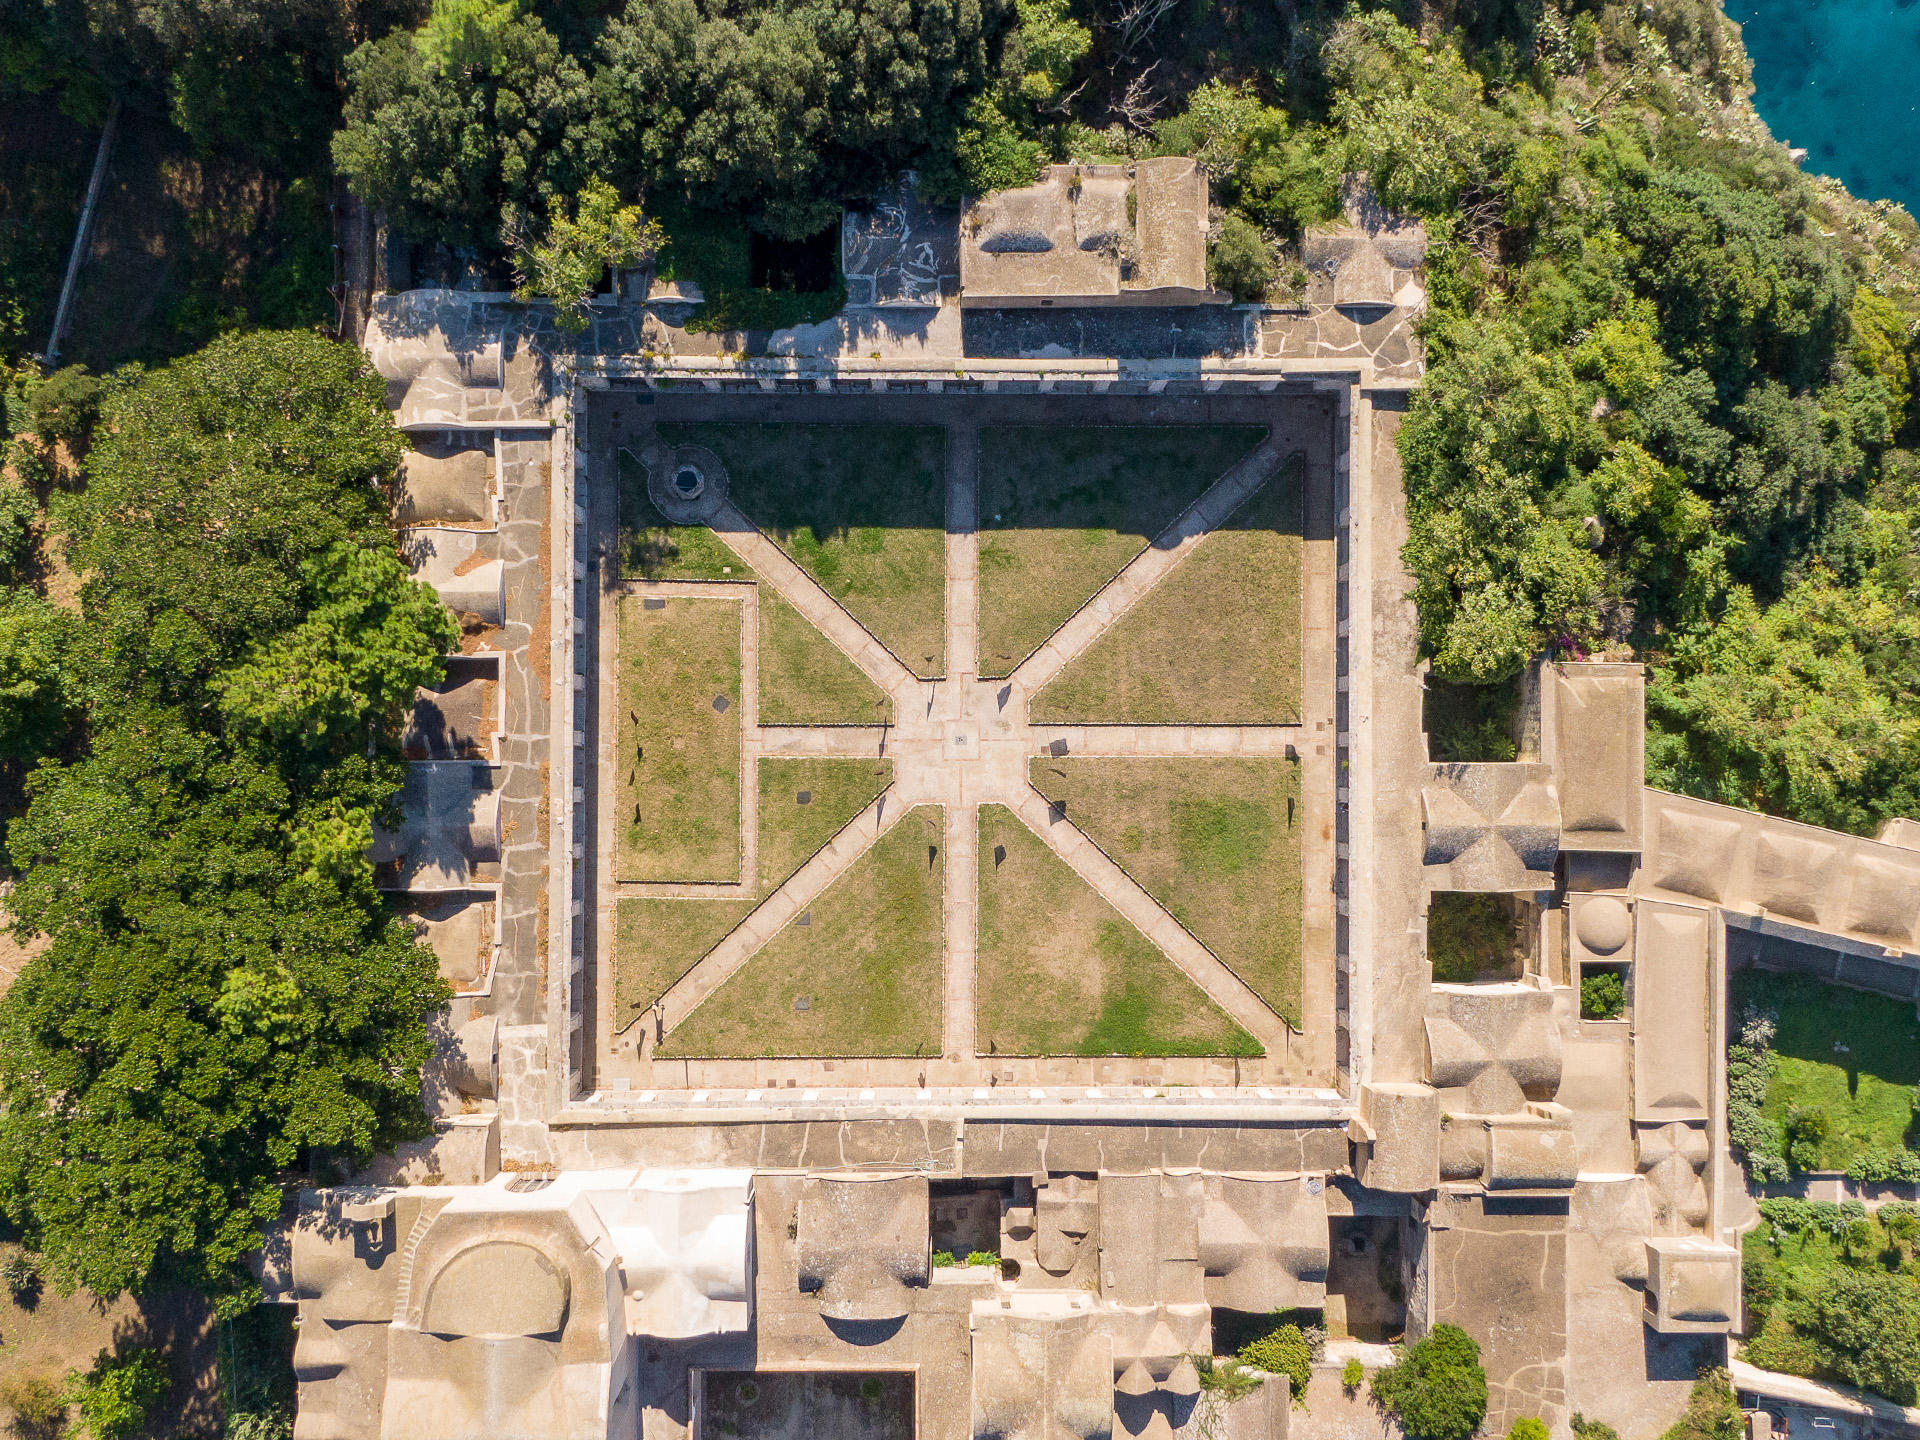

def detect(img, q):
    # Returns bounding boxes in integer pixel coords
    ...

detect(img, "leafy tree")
[217,543,458,750]
[25,364,101,450]
[64,1346,168,1440]
[334,0,596,250]
[0,330,450,1305]
[1801,1270,1920,1404]
[509,179,663,331]
[0,700,447,1305]
[68,329,403,672]
[1647,564,1920,833]
[1237,1321,1311,1397]
[1370,1324,1488,1440]
[1659,1372,1742,1440]
[1209,215,1274,303]
[0,592,79,763]
[1580,969,1625,1020]
[938,93,1047,198]
[1510,1420,1551,1440]
[594,0,1007,236]
[1398,318,1604,681]
[1322,14,1494,216]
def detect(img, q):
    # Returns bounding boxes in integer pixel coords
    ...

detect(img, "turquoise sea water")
[1723,0,1920,215]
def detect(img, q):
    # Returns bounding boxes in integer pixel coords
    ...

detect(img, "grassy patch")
[660,806,945,1057]
[613,897,759,1026]
[758,758,893,891]
[660,422,947,676]
[1031,459,1302,723]
[1425,678,1520,762]
[975,425,1267,677]
[759,588,894,724]
[1736,970,1920,1167]
[1427,893,1522,984]
[616,448,748,581]
[976,805,1260,1057]
[616,594,742,882]
[1742,1207,1920,1402]
[1030,757,1302,1028]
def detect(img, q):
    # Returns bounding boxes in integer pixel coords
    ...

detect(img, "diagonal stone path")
[1006,788,1292,1054]
[642,791,907,1054]
[641,423,1302,1068]
[1009,431,1296,694]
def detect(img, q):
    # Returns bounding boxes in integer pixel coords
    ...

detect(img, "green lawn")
[613,897,758,1026]
[975,805,1260,1057]
[757,758,893,891]
[1737,970,1920,1167]
[659,423,947,677]
[616,595,742,882]
[1029,756,1303,1028]
[1032,459,1303,723]
[975,425,1267,678]
[758,588,895,725]
[659,806,945,1057]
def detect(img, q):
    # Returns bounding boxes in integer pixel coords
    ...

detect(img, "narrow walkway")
[1010,433,1294,693]
[1029,724,1303,757]
[759,726,891,757]
[648,792,908,1046]
[945,423,980,688]
[1006,788,1292,1053]
[943,804,978,1063]
[737,584,760,891]
[708,500,917,692]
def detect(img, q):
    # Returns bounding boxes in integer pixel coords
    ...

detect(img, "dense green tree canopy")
[0,330,450,1304]
[1370,1323,1489,1440]
[334,0,596,250]
[594,0,1005,237]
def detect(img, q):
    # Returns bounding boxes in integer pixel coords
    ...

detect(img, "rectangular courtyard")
[580,387,1343,1092]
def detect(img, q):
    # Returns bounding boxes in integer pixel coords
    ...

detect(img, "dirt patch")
[0,1242,218,1439]
[0,923,50,999]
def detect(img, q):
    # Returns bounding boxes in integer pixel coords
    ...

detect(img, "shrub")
[26,365,101,451]
[1572,1415,1622,1440]
[965,1251,999,1268]
[1343,1357,1366,1392]
[931,1250,956,1267]
[1786,1106,1831,1172]
[1659,1369,1742,1440]
[1728,1007,1787,1182]
[1845,1148,1920,1185]
[1510,1420,1551,1440]
[1740,1252,1776,1334]
[3,1250,42,1306]
[1580,970,1626,1020]
[1370,1324,1488,1440]
[1238,1322,1312,1398]
[0,1372,65,1440]
[1208,215,1275,303]
[65,1348,168,1440]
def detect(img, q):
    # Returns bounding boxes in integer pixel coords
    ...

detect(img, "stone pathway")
[620,420,1307,1079]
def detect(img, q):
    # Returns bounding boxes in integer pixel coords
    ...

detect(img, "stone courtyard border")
[547,358,1401,1123]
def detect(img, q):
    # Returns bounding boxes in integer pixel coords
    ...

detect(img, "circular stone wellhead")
[642,444,729,523]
